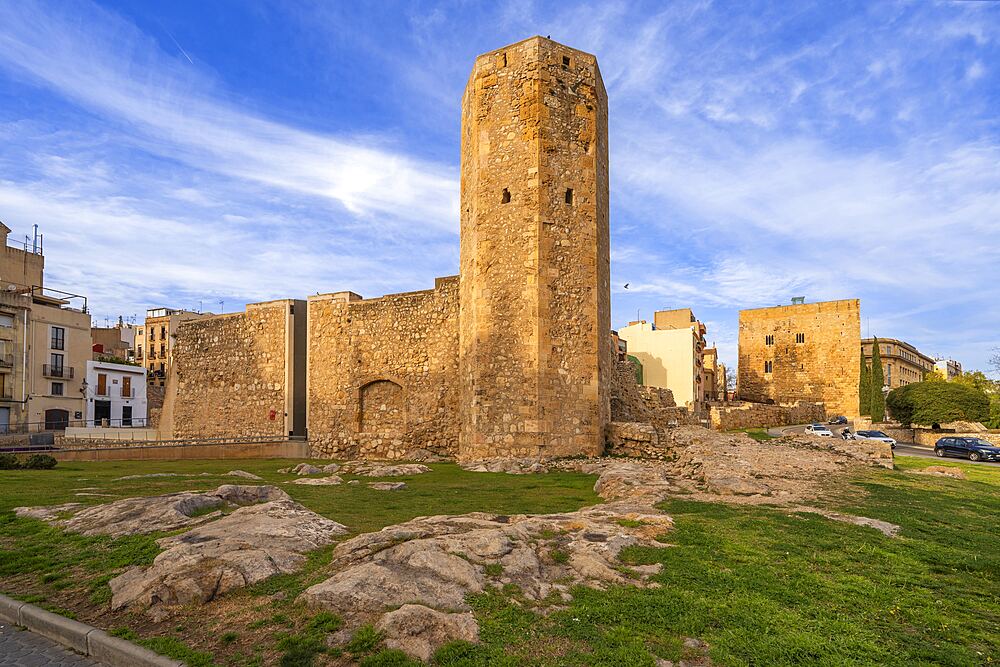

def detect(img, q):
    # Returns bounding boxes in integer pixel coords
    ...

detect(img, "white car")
[855,430,897,449]
[805,423,833,437]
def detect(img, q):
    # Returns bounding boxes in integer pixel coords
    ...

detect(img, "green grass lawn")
[2,455,999,666]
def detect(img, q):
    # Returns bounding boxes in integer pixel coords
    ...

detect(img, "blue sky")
[0,0,997,375]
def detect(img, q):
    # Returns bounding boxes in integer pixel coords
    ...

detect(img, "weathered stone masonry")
[459,37,612,460]
[167,37,614,460]
[308,278,460,459]
[169,300,307,439]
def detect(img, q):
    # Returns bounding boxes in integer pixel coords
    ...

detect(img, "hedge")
[886,381,990,426]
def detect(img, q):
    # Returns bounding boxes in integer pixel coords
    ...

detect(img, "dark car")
[934,437,1000,462]
[828,415,848,425]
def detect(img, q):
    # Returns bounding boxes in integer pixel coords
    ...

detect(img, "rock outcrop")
[459,459,549,474]
[292,475,344,486]
[368,482,406,491]
[339,462,431,477]
[14,485,291,538]
[301,463,674,652]
[377,605,479,661]
[110,497,347,615]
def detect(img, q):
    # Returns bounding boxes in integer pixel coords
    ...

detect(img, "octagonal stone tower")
[459,36,612,459]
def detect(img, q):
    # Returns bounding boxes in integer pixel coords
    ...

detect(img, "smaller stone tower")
[458,36,612,459]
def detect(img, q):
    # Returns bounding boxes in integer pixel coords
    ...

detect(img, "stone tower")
[458,36,611,459]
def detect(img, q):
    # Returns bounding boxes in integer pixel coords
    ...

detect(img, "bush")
[0,453,20,470]
[22,454,57,470]
[886,381,990,426]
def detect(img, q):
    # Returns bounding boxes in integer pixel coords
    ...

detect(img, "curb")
[0,593,182,666]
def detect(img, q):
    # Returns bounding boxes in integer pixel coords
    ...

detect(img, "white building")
[84,359,148,427]
[935,358,962,380]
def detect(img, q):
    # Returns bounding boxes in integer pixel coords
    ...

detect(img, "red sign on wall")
[268,409,277,421]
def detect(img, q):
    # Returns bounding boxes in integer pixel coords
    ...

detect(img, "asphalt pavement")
[768,423,1000,468]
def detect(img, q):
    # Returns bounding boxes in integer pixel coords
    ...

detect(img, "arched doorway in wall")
[358,380,405,435]
[44,409,69,431]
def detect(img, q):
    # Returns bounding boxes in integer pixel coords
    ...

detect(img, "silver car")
[855,430,897,449]
[805,423,833,437]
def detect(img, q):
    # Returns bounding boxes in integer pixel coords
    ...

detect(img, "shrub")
[22,454,57,470]
[0,453,20,470]
[886,381,990,426]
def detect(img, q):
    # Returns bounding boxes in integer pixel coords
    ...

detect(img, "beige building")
[934,358,962,380]
[136,308,211,387]
[738,299,860,418]
[862,338,934,389]
[92,320,134,361]
[617,309,707,410]
[0,223,91,431]
[169,36,614,460]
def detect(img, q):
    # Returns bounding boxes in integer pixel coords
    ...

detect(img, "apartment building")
[862,338,935,389]
[617,308,708,410]
[92,319,135,361]
[0,222,90,431]
[136,308,212,387]
[934,358,963,380]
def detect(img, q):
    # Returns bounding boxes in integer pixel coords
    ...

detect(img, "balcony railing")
[0,354,13,368]
[42,364,74,379]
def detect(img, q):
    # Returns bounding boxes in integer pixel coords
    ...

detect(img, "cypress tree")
[870,338,885,422]
[859,350,871,416]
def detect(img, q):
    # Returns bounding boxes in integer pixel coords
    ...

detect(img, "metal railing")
[0,416,151,436]
[42,364,74,379]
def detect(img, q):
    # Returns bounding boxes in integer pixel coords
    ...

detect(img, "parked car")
[805,423,833,437]
[934,437,1000,462]
[855,430,897,449]
[828,415,848,425]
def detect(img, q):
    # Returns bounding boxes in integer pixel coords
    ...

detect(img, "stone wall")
[738,299,860,418]
[708,401,826,431]
[170,301,296,439]
[458,36,611,460]
[308,277,460,460]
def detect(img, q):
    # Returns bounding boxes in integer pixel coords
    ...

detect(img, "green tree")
[870,338,885,422]
[859,352,871,417]
[886,381,989,426]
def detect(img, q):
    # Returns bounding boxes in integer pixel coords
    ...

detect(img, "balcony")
[0,353,13,368]
[42,364,74,379]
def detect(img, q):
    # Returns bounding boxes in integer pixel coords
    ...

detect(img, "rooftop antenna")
[218,299,224,313]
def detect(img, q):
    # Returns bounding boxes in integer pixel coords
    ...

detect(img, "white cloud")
[0,2,459,232]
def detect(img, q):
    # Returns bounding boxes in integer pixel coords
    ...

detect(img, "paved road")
[0,623,101,666]
[770,423,1000,468]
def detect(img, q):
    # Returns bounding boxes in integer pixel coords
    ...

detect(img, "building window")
[137,344,143,359]
[765,335,774,346]
[160,343,166,356]
[51,326,65,350]
[764,360,773,374]
[565,188,574,204]
[50,353,64,372]
[97,373,107,396]
[160,326,166,340]
[795,333,805,344]
[122,375,132,398]
[501,188,511,203]
[51,382,63,396]
[0,313,13,328]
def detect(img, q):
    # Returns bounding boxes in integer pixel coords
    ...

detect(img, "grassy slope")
[2,456,999,666]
